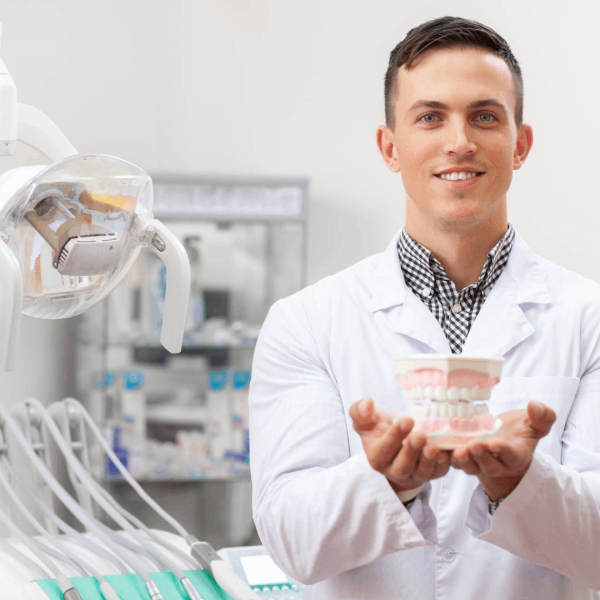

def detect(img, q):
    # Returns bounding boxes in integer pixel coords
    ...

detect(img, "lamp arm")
[17,103,77,161]
[0,238,22,372]
[0,22,16,155]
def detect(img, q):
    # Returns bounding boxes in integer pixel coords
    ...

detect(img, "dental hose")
[0,504,83,600]
[2,455,130,576]
[0,536,50,580]
[96,484,197,569]
[0,404,166,600]
[25,397,203,598]
[0,462,122,599]
[92,478,205,598]
[67,397,259,600]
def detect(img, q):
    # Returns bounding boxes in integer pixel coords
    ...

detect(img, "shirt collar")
[369,227,550,313]
[398,224,515,294]
[479,225,515,287]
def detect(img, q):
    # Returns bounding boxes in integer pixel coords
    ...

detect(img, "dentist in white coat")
[249,16,600,600]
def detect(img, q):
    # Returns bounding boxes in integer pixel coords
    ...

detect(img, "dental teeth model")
[393,355,504,449]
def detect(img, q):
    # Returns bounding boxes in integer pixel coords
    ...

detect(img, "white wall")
[1,0,599,400]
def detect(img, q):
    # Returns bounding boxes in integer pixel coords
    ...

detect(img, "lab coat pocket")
[489,376,580,460]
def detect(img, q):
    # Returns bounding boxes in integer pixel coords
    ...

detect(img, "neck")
[405,205,508,292]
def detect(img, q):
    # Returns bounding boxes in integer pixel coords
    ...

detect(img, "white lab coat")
[249,228,600,600]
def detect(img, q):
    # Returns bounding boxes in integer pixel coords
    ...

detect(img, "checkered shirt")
[397,225,515,354]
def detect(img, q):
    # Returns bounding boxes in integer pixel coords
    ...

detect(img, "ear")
[376,125,401,173]
[513,124,533,170]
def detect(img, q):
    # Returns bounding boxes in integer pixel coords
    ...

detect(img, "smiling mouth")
[434,172,485,181]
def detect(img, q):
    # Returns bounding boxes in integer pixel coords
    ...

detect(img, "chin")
[436,211,486,232]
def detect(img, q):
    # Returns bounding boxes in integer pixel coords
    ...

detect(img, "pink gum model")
[396,368,500,389]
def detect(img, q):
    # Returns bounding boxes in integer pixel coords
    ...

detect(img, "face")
[377,46,533,233]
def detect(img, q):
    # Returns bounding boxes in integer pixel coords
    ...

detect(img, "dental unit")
[0,21,259,600]
[394,355,505,449]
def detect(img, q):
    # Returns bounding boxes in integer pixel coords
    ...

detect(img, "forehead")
[396,46,516,112]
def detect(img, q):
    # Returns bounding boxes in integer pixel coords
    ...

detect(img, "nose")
[442,118,477,156]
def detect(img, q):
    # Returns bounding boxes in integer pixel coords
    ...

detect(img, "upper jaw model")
[393,355,504,450]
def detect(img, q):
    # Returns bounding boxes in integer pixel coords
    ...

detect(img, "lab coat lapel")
[369,230,451,354]
[390,292,452,353]
[461,231,552,357]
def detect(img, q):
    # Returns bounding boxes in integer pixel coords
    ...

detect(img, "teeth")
[408,402,426,421]
[439,171,479,180]
[408,401,491,420]
[403,385,492,401]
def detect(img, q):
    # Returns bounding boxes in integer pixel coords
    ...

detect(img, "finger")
[387,430,426,480]
[350,397,377,433]
[369,417,414,471]
[378,407,401,423]
[451,446,480,475]
[486,440,531,473]
[414,443,447,481]
[526,401,556,436]
[431,453,452,479]
[468,443,505,477]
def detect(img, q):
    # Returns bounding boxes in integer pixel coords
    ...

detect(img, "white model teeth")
[439,171,479,180]
[407,401,490,421]
[404,385,491,401]
[447,387,460,402]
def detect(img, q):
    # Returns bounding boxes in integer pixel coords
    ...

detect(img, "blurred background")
[1,0,598,550]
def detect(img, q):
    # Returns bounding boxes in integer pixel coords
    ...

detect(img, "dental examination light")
[0,21,260,600]
[0,27,191,382]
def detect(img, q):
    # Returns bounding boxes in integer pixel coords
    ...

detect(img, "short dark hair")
[384,16,523,130]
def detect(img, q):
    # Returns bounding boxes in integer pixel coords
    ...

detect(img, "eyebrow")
[406,98,507,116]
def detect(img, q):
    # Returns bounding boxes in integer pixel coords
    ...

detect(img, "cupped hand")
[349,397,452,493]
[450,400,557,500]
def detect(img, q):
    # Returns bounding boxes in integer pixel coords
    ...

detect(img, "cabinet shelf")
[103,473,251,484]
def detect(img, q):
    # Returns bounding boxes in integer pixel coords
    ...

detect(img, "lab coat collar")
[368,227,552,356]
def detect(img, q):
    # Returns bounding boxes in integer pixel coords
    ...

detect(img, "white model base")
[425,418,504,450]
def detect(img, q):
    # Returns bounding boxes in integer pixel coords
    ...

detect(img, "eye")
[418,113,439,124]
[476,113,497,123]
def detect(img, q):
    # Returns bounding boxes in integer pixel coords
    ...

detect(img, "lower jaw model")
[393,356,505,450]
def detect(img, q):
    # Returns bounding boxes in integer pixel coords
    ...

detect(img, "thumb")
[350,397,377,433]
[526,400,556,436]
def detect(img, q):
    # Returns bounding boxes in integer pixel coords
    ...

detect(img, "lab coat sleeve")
[250,299,435,586]
[465,367,600,589]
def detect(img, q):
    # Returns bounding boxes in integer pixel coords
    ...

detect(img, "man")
[249,16,600,599]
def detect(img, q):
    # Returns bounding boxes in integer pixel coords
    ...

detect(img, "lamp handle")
[147,219,190,353]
